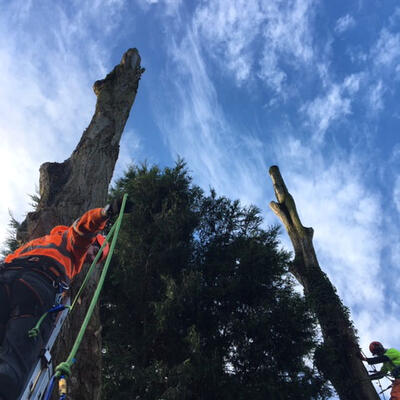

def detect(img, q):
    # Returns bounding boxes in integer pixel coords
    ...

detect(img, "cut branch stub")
[17,48,144,243]
[269,165,314,241]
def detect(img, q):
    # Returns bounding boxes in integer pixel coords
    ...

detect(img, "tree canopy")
[100,161,331,400]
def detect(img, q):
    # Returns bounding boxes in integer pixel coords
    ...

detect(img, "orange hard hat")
[95,234,109,262]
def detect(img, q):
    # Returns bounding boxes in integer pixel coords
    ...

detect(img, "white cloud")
[193,0,316,93]
[259,0,316,93]
[303,83,351,141]
[389,7,400,27]
[391,144,400,162]
[113,129,142,182]
[368,80,385,113]
[394,176,400,213]
[334,14,355,34]
[343,73,362,94]
[261,0,315,62]
[359,24,400,116]
[301,73,363,141]
[258,53,287,93]
[292,161,383,307]
[137,0,182,15]
[194,0,264,83]
[155,27,270,207]
[372,28,400,68]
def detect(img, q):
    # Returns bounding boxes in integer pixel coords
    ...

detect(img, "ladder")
[19,297,71,400]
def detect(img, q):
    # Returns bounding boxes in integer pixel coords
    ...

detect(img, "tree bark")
[268,166,379,400]
[16,48,144,400]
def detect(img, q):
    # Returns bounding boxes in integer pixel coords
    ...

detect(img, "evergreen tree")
[101,162,330,400]
[1,213,21,257]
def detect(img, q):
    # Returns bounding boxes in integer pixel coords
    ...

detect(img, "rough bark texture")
[268,166,379,400]
[16,48,144,400]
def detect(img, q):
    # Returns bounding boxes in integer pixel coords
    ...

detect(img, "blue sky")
[0,0,399,396]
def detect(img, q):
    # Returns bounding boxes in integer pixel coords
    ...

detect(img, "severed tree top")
[17,48,144,243]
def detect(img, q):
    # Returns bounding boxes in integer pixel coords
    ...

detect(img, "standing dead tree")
[16,48,144,400]
[268,166,379,400]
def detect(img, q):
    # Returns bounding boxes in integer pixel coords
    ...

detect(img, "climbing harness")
[18,194,128,400]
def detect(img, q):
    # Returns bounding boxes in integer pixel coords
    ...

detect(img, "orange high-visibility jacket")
[5,208,108,280]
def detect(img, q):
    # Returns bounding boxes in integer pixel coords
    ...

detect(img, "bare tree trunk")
[16,48,144,400]
[268,166,379,400]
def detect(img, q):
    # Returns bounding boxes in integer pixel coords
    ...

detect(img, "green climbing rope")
[54,194,128,378]
[69,221,118,311]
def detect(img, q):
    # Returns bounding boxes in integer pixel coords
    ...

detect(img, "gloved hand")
[104,197,134,217]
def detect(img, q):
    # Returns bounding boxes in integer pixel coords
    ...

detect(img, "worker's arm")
[364,355,390,365]
[67,208,109,261]
[68,200,127,254]
[68,199,130,264]
[72,208,108,239]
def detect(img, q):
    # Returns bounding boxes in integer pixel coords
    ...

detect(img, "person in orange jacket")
[0,200,124,400]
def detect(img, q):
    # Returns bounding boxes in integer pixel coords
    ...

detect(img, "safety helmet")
[369,341,384,355]
[95,234,109,262]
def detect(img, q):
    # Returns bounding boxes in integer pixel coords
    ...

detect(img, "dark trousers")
[0,268,56,400]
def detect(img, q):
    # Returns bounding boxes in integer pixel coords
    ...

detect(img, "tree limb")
[268,165,379,400]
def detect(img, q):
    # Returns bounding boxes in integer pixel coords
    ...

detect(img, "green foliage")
[101,161,331,399]
[1,188,40,257]
[1,212,21,257]
[28,191,40,211]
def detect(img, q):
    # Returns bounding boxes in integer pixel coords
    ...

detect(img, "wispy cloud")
[349,25,400,117]
[258,53,287,93]
[193,0,264,84]
[393,176,400,214]
[137,0,182,15]
[334,14,356,34]
[304,84,350,139]
[113,129,142,181]
[261,0,315,62]
[155,26,269,206]
[302,74,363,141]
[368,80,385,113]
[193,0,316,94]
[372,28,400,69]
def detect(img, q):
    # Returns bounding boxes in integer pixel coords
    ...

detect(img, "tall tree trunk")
[268,166,379,400]
[16,48,144,400]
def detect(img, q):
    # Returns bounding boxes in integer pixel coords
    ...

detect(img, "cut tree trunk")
[16,48,144,400]
[268,166,379,400]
